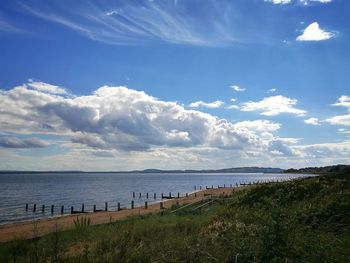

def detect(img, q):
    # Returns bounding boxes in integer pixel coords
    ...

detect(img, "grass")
[0,170,349,262]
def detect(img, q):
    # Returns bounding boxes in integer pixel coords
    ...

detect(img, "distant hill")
[137,167,284,173]
[284,164,350,174]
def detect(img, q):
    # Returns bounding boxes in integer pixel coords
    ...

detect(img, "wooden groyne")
[21,178,293,218]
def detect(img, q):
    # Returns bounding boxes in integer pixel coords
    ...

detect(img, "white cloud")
[226,105,239,110]
[240,95,306,116]
[304,117,320,126]
[333,95,350,110]
[267,88,277,93]
[265,0,292,4]
[326,115,350,126]
[28,79,68,95]
[230,98,236,102]
[326,96,350,126]
[189,100,224,109]
[293,141,350,160]
[230,85,245,92]
[300,0,332,5]
[296,22,334,42]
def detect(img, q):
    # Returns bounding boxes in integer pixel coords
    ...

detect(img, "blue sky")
[0,0,349,170]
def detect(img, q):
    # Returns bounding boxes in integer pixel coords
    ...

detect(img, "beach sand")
[0,186,250,242]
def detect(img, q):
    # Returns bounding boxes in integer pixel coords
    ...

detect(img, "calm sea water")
[0,172,313,225]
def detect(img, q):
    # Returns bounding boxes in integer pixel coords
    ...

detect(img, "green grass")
[1,171,349,262]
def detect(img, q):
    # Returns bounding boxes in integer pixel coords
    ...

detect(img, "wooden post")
[61,205,64,214]
[71,206,74,214]
[105,202,108,211]
[154,193,156,199]
[195,192,197,197]
[161,193,164,199]
[145,201,148,209]
[42,204,45,213]
[82,203,84,213]
[146,193,149,199]
[139,192,141,198]
[169,192,172,198]
[117,202,121,211]
[25,203,28,211]
[186,193,188,197]
[160,202,163,210]
[133,192,135,198]
[93,205,96,212]
[51,205,54,214]
[131,200,134,209]
[177,192,180,198]
[33,204,36,212]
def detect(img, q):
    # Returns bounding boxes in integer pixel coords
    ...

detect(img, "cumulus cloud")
[230,85,245,92]
[267,88,277,93]
[189,100,224,109]
[240,95,306,116]
[304,117,320,126]
[296,22,334,41]
[0,136,49,148]
[0,81,288,154]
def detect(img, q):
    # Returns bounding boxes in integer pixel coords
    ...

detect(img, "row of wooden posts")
[25,192,192,215]
[132,191,192,199]
[25,201,161,214]
[24,180,287,215]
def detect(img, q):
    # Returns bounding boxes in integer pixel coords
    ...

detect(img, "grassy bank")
[1,171,349,262]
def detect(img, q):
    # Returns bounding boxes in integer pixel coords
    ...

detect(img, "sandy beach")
[0,186,250,243]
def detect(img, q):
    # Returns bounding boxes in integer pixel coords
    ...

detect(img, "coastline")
[0,186,251,243]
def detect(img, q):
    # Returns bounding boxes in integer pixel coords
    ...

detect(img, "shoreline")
[0,186,251,243]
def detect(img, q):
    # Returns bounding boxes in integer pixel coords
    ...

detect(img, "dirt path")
[0,186,250,242]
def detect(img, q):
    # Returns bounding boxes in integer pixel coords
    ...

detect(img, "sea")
[0,172,314,225]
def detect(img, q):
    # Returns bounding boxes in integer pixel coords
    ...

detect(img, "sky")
[0,0,350,171]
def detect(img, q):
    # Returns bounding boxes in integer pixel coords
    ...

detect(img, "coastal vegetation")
[0,167,349,262]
